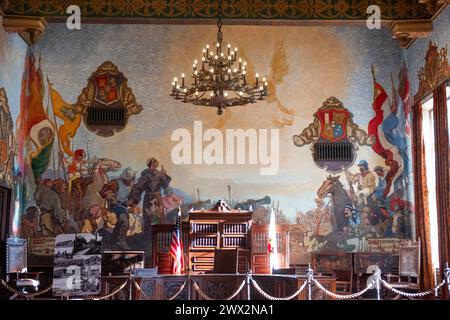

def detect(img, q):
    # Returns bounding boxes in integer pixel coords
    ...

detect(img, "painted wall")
[14,22,415,264]
[0,15,27,122]
[0,15,28,236]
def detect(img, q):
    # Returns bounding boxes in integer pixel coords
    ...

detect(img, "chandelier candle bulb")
[239,58,242,71]
[181,73,185,87]
[227,44,231,56]
[256,73,259,87]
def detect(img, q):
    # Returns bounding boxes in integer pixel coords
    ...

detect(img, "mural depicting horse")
[317,175,353,232]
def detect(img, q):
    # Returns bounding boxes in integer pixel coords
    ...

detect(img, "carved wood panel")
[414,41,450,104]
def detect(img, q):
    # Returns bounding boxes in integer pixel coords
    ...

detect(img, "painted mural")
[9,23,417,265]
[0,88,14,188]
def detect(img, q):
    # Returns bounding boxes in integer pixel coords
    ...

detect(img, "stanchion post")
[444,262,450,300]
[306,263,314,300]
[246,270,252,300]
[187,267,192,301]
[375,269,381,301]
[128,268,133,301]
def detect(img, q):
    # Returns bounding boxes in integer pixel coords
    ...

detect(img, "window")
[421,97,440,281]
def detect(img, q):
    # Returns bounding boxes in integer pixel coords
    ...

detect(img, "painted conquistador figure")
[127,157,172,238]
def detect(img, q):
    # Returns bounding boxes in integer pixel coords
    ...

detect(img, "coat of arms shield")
[316,108,349,142]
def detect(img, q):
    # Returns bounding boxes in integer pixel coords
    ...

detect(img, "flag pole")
[47,77,67,182]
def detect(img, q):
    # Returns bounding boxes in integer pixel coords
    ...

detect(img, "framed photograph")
[52,233,103,297]
[6,237,27,273]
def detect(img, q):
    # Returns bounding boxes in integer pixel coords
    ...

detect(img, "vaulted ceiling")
[0,0,449,47]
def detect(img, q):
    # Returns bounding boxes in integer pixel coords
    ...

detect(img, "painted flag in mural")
[398,63,412,137]
[367,67,400,197]
[397,64,413,188]
[169,207,185,275]
[16,50,55,180]
[268,208,279,271]
[49,81,81,157]
[380,81,406,192]
[391,89,411,190]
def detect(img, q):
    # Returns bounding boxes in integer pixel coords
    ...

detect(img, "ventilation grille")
[87,107,125,126]
[314,143,353,162]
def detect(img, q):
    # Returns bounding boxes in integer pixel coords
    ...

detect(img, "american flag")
[169,207,185,274]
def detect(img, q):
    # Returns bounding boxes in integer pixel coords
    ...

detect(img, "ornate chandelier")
[170,0,268,115]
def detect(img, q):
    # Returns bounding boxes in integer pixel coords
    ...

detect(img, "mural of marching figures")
[13,24,415,266]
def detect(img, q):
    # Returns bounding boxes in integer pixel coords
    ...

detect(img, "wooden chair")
[333,269,353,294]
[213,249,238,274]
[312,253,353,293]
[386,240,421,298]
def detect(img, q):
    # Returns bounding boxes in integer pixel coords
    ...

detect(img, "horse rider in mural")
[344,160,376,207]
[372,166,389,207]
[60,149,89,201]
[343,204,360,236]
[127,157,172,238]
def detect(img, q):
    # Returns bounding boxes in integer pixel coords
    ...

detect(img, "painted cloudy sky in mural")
[33,24,408,221]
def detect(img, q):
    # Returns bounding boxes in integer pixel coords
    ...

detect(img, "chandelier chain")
[217,0,223,43]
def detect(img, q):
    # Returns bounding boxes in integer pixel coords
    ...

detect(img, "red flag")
[169,208,185,274]
[367,66,399,196]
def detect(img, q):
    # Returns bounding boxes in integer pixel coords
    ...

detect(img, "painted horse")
[317,175,354,232]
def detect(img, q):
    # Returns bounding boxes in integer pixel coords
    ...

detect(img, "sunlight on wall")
[422,98,439,278]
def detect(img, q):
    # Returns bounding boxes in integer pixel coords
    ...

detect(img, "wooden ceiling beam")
[2,15,47,46]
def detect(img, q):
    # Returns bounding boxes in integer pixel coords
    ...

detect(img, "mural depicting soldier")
[343,204,360,236]
[33,178,65,233]
[373,166,386,201]
[345,160,376,206]
[59,149,89,203]
[127,157,172,238]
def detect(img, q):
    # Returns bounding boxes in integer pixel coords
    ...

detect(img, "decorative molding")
[2,15,47,45]
[391,20,433,49]
[77,61,143,137]
[4,0,438,21]
[414,41,450,104]
[419,0,450,14]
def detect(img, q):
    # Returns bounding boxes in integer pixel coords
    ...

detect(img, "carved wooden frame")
[76,61,143,137]
[414,41,450,104]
